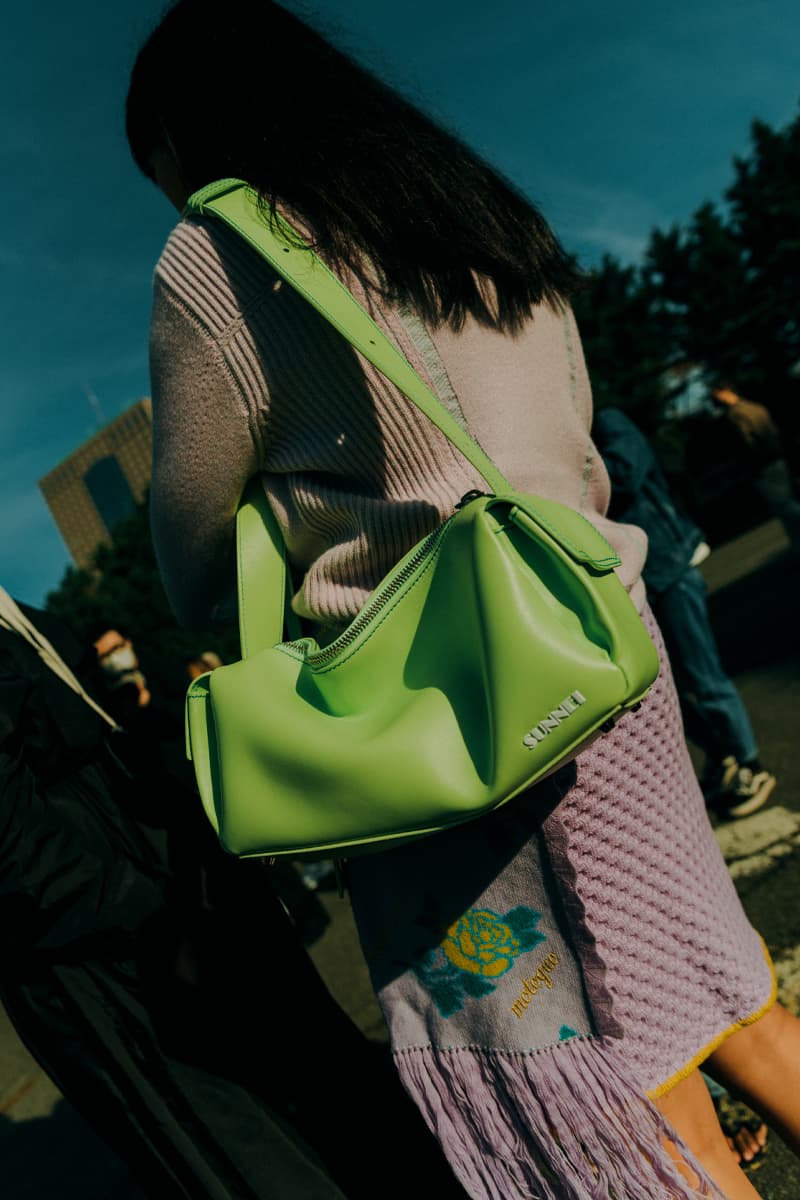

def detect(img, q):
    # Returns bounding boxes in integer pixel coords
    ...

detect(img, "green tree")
[730,122,800,336]
[575,105,800,424]
[571,255,671,430]
[643,201,754,391]
[725,117,800,421]
[46,498,238,701]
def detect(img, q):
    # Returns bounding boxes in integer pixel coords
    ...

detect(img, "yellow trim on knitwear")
[647,938,778,1101]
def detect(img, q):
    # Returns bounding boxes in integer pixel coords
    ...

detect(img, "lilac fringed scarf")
[349,772,725,1199]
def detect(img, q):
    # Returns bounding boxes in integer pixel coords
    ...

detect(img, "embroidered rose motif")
[412,904,546,1018]
[443,910,521,978]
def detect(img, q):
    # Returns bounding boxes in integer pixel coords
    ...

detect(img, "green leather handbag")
[183,180,660,861]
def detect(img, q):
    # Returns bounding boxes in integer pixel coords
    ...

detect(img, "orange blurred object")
[710,386,743,407]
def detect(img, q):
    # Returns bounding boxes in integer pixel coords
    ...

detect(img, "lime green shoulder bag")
[183,179,660,860]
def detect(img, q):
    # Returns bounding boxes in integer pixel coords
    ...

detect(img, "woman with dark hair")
[126,3,800,1196]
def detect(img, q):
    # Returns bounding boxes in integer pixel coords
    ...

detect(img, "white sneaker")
[724,768,777,819]
[702,755,739,802]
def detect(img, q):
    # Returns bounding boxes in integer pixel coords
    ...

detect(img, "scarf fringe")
[395,1036,726,1200]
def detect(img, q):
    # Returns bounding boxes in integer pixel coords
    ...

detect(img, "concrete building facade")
[39,398,153,569]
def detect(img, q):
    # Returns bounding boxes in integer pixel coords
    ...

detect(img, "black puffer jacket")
[0,604,350,1200]
[0,607,169,962]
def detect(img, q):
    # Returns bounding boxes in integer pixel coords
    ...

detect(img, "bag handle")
[235,480,301,659]
[184,179,514,656]
[0,587,120,731]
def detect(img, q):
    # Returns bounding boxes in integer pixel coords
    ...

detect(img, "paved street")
[0,1011,145,1200]
[2,517,799,1197]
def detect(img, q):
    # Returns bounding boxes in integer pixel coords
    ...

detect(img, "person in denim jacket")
[593,405,776,818]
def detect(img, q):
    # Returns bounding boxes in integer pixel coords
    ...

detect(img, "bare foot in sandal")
[703,1072,769,1168]
[726,1120,768,1166]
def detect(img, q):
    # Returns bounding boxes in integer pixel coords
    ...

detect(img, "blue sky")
[2,0,799,608]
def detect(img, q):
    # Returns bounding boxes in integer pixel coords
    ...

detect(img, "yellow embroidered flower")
[442,909,521,978]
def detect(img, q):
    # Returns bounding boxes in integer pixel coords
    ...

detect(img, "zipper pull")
[455,490,493,510]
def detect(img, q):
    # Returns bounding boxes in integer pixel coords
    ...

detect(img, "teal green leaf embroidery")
[426,974,464,1019]
[559,1025,579,1041]
[413,905,546,1018]
[505,905,548,953]
[461,974,497,1000]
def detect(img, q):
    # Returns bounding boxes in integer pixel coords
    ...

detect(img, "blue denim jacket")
[592,407,705,596]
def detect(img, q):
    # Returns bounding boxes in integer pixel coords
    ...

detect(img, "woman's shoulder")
[154,214,281,339]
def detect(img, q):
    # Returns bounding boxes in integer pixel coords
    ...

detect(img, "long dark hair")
[126,0,582,332]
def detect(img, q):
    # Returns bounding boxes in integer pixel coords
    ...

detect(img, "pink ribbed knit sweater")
[148,215,647,630]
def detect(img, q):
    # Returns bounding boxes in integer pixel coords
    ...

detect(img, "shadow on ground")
[707,551,800,676]
[0,1101,146,1200]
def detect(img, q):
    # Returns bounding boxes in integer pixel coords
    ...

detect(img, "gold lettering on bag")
[522,691,587,748]
[510,952,560,1017]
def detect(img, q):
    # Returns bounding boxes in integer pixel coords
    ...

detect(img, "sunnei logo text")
[522,691,587,748]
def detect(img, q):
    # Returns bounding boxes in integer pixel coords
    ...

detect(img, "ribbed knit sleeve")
[149,272,260,628]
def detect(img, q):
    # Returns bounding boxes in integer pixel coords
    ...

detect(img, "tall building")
[39,398,153,569]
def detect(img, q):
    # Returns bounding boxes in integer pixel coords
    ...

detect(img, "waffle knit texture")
[348,613,773,1197]
[542,611,775,1094]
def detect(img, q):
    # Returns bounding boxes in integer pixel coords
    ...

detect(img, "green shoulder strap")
[184,178,513,656]
[185,179,512,493]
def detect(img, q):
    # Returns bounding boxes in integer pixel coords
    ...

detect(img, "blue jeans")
[702,1071,727,1100]
[650,567,759,766]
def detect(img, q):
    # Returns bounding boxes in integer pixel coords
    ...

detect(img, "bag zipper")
[291,523,447,667]
[290,493,492,669]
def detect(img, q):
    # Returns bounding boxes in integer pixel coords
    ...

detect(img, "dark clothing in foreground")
[0,606,465,1199]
